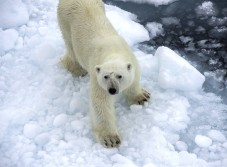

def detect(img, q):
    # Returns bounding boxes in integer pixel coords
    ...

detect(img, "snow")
[0,29,19,53]
[0,1,227,167]
[146,22,164,39]
[0,0,29,29]
[195,135,212,148]
[23,123,41,139]
[106,5,149,46]
[114,0,178,7]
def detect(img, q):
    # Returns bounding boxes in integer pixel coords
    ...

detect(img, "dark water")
[104,0,227,103]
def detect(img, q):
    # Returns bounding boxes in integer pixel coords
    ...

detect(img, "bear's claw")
[100,135,121,148]
[136,88,150,105]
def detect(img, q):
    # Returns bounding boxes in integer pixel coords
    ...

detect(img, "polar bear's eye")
[104,75,109,79]
[116,75,122,79]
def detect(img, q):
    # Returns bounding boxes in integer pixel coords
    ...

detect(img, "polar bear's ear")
[95,65,101,73]
[127,63,132,71]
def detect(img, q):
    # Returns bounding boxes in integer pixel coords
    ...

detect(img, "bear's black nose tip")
[108,88,117,95]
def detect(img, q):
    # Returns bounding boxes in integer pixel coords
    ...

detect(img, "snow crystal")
[115,0,178,7]
[0,29,19,52]
[195,1,217,17]
[154,46,205,91]
[195,135,212,148]
[106,5,149,46]
[0,0,29,29]
[146,22,164,39]
[207,130,226,142]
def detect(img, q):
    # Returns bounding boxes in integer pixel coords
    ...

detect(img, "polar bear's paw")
[135,88,150,105]
[97,134,121,148]
[61,55,87,77]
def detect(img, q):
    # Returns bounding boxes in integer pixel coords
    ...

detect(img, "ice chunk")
[23,123,41,139]
[114,0,178,7]
[0,0,29,29]
[154,46,205,91]
[53,114,68,127]
[208,17,227,27]
[179,36,193,44]
[209,27,227,39]
[35,133,50,146]
[161,17,180,26]
[195,135,212,148]
[195,1,217,17]
[0,29,19,52]
[146,22,164,39]
[207,130,226,142]
[106,5,149,46]
[197,40,223,49]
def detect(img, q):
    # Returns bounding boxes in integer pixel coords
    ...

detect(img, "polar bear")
[57,0,150,148]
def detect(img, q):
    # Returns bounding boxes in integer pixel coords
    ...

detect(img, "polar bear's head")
[95,60,134,95]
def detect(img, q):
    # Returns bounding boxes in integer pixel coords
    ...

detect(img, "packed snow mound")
[114,0,178,7]
[106,5,149,46]
[154,46,205,91]
[0,0,29,29]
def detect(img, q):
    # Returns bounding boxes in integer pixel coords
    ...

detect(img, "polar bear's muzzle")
[107,79,119,95]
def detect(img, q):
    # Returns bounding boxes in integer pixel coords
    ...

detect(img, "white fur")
[58,0,150,148]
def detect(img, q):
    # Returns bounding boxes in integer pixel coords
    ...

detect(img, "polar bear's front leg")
[90,80,121,148]
[123,79,150,105]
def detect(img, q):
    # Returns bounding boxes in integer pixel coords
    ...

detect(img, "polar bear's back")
[58,0,105,20]
[58,0,135,72]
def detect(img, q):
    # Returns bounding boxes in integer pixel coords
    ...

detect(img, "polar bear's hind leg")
[58,13,87,76]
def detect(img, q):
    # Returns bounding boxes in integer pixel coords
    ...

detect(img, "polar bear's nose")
[108,88,117,95]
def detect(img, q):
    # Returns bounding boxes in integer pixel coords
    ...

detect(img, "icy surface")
[0,1,227,167]
[115,0,178,7]
[0,0,29,29]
